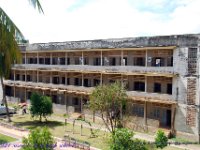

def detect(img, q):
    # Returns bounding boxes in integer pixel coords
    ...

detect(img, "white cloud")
[0,0,200,43]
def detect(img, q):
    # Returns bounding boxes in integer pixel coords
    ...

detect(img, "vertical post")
[82,51,84,65]
[14,70,16,81]
[121,50,124,66]
[81,95,83,113]
[171,104,176,135]
[37,52,39,64]
[50,53,52,65]
[25,53,27,64]
[145,49,148,67]
[14,86,16,98]
[24,88,26,102]
[100,73,103,85]
[82,73,84,87]
[25,70,27,82]
[101,50,103,66]
[65,52,68,65]
[145,76,147,92]
[37,70,39,83]
[144,101,147,126]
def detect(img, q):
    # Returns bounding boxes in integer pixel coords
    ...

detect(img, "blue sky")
[0,0,199,43]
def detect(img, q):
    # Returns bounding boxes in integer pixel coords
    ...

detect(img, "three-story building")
[4,34,200,140]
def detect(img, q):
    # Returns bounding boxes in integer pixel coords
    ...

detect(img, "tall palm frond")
[29,0,44,13]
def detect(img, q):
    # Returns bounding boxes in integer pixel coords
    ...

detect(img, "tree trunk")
[0,77,11,122]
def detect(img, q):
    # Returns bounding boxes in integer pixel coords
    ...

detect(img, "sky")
[0,0,200,43]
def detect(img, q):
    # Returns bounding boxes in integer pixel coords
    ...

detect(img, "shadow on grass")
[13,120,64,130]
[0,139,10,144]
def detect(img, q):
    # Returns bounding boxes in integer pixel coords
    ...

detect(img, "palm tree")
[0,0,43,122]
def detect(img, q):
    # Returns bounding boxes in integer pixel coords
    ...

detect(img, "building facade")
[4,34,200,139]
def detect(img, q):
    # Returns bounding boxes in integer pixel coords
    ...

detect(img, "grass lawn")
[7,114,187,150]
[0,133,17,144]
[11,114,110,150]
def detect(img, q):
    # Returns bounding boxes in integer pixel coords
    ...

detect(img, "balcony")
[13,64,176,76]
[4,80,175,104]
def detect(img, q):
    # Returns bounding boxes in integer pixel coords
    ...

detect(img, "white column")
[37,70,39,83]
[100,73,103,85]
[82,51,84,65]
[145,49,148,67]
[14,70,16,81]
[101,50,103,66]
[50,53,52,65]
[25,53,27,64]
[37,52,39,64]
[82,73,84,86]
[25,70,27,82]
[65,53,68,65]
[145,76,147,92]
[121,50,124,66]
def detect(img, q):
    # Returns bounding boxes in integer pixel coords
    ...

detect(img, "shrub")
[110,128,147,150]
[155,130,168,149]
[30,93,53,122]
[22,127,55,150]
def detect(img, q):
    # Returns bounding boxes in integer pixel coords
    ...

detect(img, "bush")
[30,93,53,122]
[110,128,147,150]
[22,127,55,150]
[155,130,168,149]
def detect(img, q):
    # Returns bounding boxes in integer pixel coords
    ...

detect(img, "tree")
[110,128,147,150]
[22,127,55,150]
[89,82,127,134]
[0,0,43,122]
[30,93,53,122]
[155,130,168,149]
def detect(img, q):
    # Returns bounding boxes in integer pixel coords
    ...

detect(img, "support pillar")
[171,104,176,135]
[101,50,103,66]
[81,95,83,113]
[37,70,39,83]
[65,53,68,65]
[144,101,147,126]
[100,73,103,85]
[145,76,147,92]
[121,50,124,66]
[82,51,84,65]
[82,73,84,87]
[37,52,39,64]
[145,49,148,67]
[25,53,27,64]
[50,53,52,65]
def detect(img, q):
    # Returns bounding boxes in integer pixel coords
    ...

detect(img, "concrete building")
[3,34,200,140]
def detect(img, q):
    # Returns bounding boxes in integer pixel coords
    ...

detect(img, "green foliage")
[155,130,168,149]
[110,128,147,150]
[89,82,127,133]
[30,93,53,122]
[22,127,55,150]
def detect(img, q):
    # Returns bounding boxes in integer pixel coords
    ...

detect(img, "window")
[94,79,100,86]
[60,58,65,65]
[45,58,50,65]
[134,57,145,66]
[94,58,101,66]
[109,57,116,66]
[84,57,89,65]
[153,108,160,119]
[167,57,173,66]
[67,78,70,85]
[39,58,44,64]
[16,74,20,80]
[134,82,145,92]
[132,105,144,117]
[53,77,59,84]
[75,57,80,65]
[151,57,164,66]
[27,75,31,81]
[75,78,81,86]
[67,58,70,65]
[22,75,25,81]
[167,84,172,94]
[154,83,161,93]
[62,77,65,84]
[73,98,79,105]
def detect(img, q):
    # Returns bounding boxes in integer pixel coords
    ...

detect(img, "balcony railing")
[14,64,176,75]
[4,80,175,103]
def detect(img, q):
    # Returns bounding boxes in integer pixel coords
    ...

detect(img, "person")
[22,105,26,115]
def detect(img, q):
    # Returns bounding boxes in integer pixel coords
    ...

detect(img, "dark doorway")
[110,57,116,66]
[84,79,89,87]
[166,109,171,127]
[52,95,58,104]
[53,77,59,84]
[167,84,172,94]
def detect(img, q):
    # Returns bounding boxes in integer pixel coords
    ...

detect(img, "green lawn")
[7,114,187,150]
[0,133,17,144]
[11,114,110,149]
